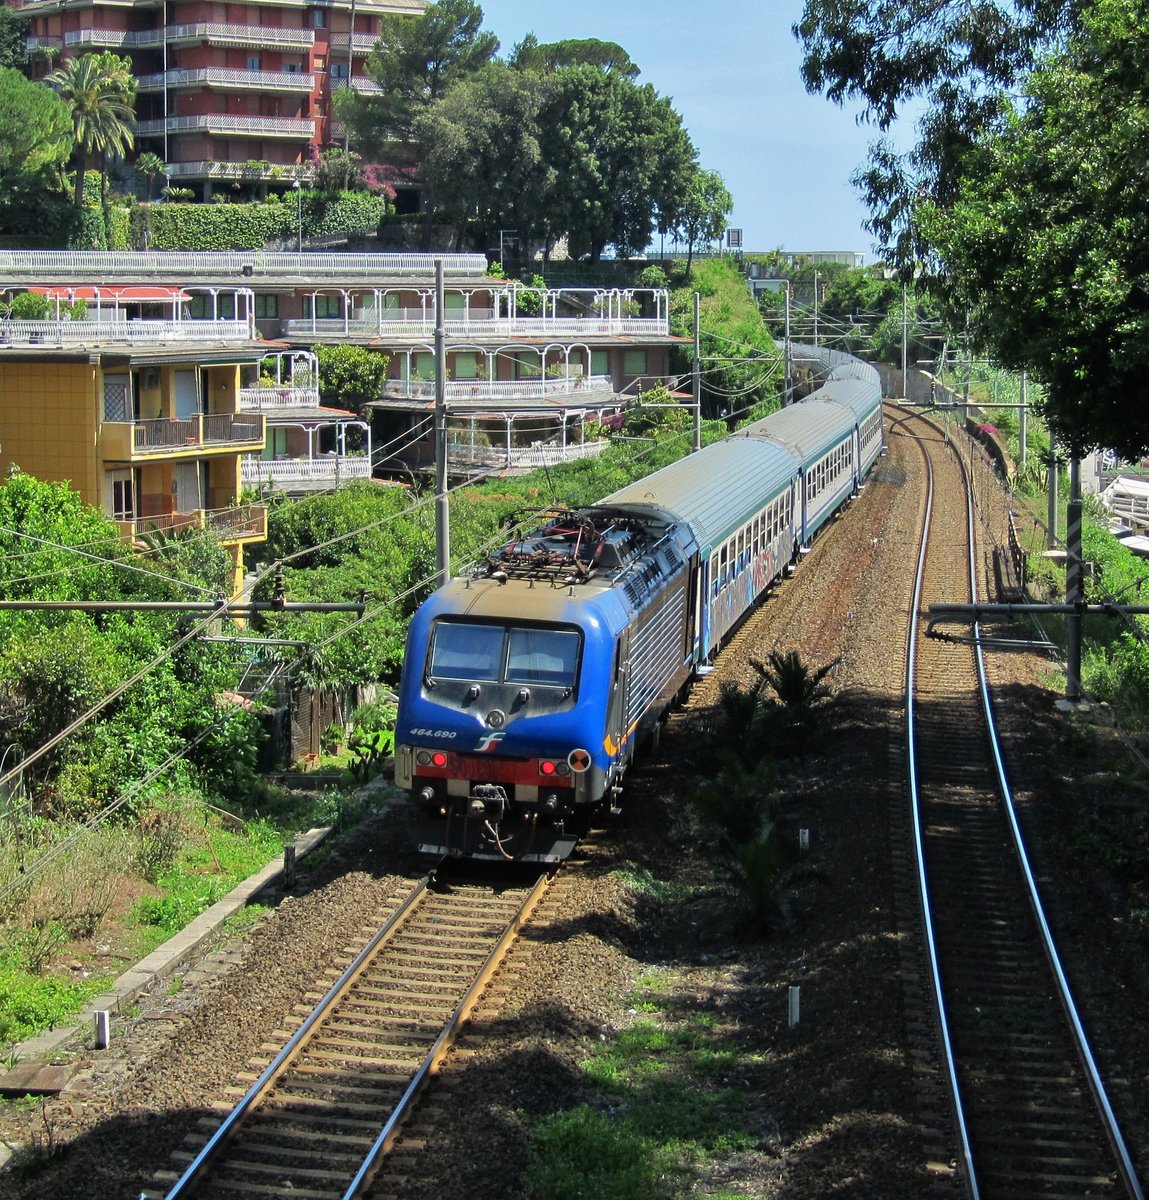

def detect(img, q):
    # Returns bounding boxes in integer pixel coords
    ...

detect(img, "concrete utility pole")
[1047,431,1059,550]
[1019,371,1028,469]
[434,260,450,586]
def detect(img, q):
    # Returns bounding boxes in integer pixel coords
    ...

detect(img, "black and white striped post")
[1066,456,1084,703]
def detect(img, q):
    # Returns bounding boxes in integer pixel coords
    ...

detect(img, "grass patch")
[521,970,766,1196]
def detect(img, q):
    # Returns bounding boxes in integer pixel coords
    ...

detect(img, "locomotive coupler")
[469,784,508,820]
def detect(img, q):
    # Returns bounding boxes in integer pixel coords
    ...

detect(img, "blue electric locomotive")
[394,351,884,862]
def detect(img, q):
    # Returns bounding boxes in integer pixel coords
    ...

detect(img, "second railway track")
[900,406,1142,1199]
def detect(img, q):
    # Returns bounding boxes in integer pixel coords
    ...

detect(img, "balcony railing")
[121,413,265,455]
[239,385,322,410]
[137,115,316,138]
[119,504,268,543]
[241,455,371,485]
[444,439,607,472]
[284,315,671,338]
[0,250,491,280]
[65,28,164,50]
[164,161,312,182]
[136,68,316,92]
[165,23,316,48]
[0,318,254,346]
[328,32,378,53]
[380,376,619,404]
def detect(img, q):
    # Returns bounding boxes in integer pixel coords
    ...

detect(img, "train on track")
[395,348,885,862]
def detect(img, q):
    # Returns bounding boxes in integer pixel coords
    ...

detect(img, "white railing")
[65,28,164,49]
[165,23,316,47]
[164,161,312,181]
[0,319,253,346]
[137,115,316,137]
[444,439,607,471]
[333,78,384,94]
[381,376,618,403]
[285,316,670,338]
[136,68,316,91]
[26,35,63,51]
[238,386,321,410]
[329,32,378,53]
[0,250,490,279]
[242,456,372,484]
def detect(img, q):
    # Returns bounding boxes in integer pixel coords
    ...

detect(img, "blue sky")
[477,0,892,260]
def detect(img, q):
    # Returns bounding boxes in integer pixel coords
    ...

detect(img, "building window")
[331,62,348,80]
[254,294,279,319]
[310,8,327,27]
[247,55,261,70]
[109,472,135,520]
[103,377,131,422]
[304,294,342,319]
[591,350,609,377]
[624,349,647,375]
[262,427,290,460]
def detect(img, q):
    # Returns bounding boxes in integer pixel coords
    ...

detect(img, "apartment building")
[16,0,428,198]
[0,250,688,481]
[0,298,270,595]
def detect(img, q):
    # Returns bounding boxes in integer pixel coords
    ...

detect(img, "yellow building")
[0,338,270,596]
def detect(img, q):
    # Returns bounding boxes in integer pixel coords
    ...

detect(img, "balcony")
[283,314,671,339]
[242,454,372,489]
[136,68,316,93]
[165,23,316,49]
[118,504,268,544]
[0,318,254,346]
[164,161,312,183]
[137,115,316,139]
[0,249,491,280]
[328,32,378,54]
[65,28,164,50]
[101,413,265,461]
[379,376,620,406]
[238,384,321,410]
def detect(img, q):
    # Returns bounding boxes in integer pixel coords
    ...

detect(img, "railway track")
[899,407,1142,1199]
[150,868,549,1200]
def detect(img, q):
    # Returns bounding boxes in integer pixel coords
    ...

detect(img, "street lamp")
[292,180,302,253]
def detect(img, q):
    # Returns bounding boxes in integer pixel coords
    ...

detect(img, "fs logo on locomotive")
[475,731,507,753]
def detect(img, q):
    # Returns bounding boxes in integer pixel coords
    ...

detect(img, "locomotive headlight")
[540,760,557,776]
[486,709,506,728]
[555,761,572,776]
[431,751,448,768]
[416,750,432,766]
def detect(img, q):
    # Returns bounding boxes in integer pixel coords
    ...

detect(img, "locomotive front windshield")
[429,621,581,688]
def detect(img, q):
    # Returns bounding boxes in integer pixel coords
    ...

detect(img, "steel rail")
[162,875,433,1199]
[903,414,980,1197]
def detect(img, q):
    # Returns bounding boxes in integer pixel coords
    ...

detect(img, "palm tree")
[134,150,166,201]
[45,52,136,209]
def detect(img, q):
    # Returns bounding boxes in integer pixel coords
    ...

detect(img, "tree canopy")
[336,8,703,261]
[0,68,71,182]
[918,0,1149,458]
[795,0,1080,267]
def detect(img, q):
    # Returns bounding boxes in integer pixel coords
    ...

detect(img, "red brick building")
[17,0,427,198]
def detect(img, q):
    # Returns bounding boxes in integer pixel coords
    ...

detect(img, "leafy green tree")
[45,51,137,210]
[509,34,639,77]
[0,68,70,184]
[312,343,389,418]
[536,65,696,261]
[413,61,547,250]
[0,7,27,70]
[663,165,732,269]
[334,0,497,248]
[795,0,1079,268]
[918,0,1149,457]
